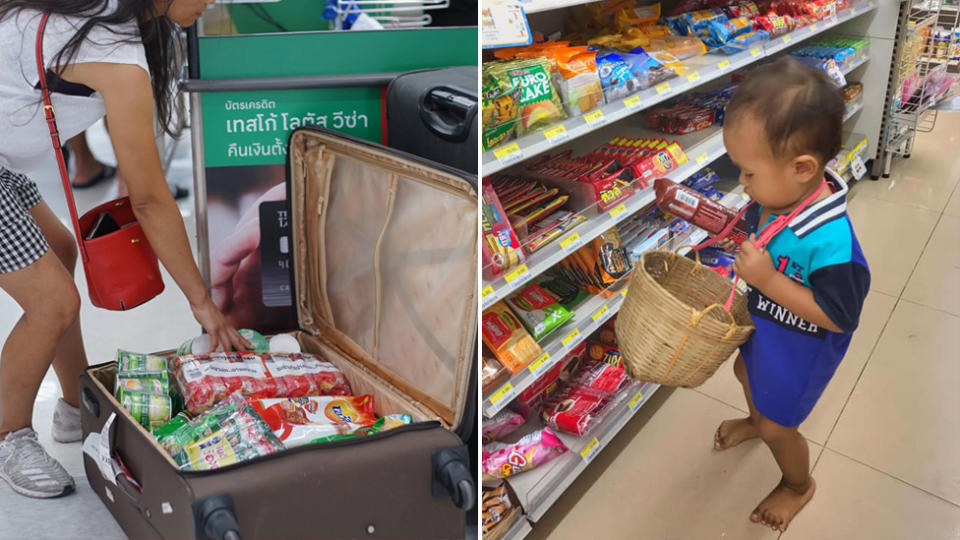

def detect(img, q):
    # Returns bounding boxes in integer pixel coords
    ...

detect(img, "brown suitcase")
[78,126,478,539]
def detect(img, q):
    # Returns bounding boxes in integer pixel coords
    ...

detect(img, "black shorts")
[0,168,49,274]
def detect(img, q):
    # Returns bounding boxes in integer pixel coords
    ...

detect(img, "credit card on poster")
[259,200,293,308]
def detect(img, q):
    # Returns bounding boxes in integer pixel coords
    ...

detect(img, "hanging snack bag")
[505,283,574,341]
[597,50,643,101]
[482,409,526,443]
[482,302,544,373]
[488,58,566,138]
[247,395,378,448]
[482,427,569,479]
[482,64,523,151]
[548,47,604,116]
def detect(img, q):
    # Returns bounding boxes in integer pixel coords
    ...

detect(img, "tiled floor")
[529,113,960,540]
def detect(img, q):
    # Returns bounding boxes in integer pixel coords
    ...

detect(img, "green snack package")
[152,412,191,439]
[117,370,170,395]
[172,403,284,471]
[117,388,173,430]
[488,58,567,138]
[156,403,239,455]
[505,282,574,341]
[358,414,413,436]
[238,329,270,353]
[117,350,167,373]
[482,64,522,151]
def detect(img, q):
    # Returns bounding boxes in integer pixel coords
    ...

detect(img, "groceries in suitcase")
[170,352,352,415]
[247,395,379,447]
[482,426,569,480]
[178,329,271,355]
[115,350,184,429]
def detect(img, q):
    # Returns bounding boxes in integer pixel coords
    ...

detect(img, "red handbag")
[36,12,164,310]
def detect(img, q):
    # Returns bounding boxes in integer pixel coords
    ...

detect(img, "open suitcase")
[78,126,478,539]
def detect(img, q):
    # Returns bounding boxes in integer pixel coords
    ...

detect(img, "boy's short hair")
[726,56,845,166]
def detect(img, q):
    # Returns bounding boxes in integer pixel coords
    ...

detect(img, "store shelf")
[501,514,533,540]
[506,380,660,522]
[481,1,877,175]
[842,54,872,74]
[481,127,727,312]
[483,171,746,418]
[921,56,960,65]
[520,0,604,14]
[845,99,865,121]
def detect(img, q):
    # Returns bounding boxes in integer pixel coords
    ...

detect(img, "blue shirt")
[739,170,871,426]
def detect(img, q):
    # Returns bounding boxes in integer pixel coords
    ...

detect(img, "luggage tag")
[259,201,293,308]
[82,412,124,486]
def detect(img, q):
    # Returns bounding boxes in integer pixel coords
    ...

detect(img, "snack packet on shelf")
[170,352,351,415]
[482,302,544,373]
[569,360,630,398]
[541,388,608,436]
[597,50,643,100]
[482,182,527,280]
[483,409,526,443]
[488,58,567,137]
[246,395,377,448]
[505,283,574,341]
[482,351,511,395]
[482,65,523,151]
[482,427,569,479]
[482,484,518,537]
[547,47,604,117]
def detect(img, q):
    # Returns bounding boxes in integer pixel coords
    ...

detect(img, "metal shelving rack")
[482,3,893,539]
[877,0,958,178]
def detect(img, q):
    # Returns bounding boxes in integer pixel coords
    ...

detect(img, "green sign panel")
[201,87,381,167]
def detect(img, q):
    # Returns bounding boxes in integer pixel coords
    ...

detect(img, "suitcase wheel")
[193,494,242,540]
[432,446,476,511]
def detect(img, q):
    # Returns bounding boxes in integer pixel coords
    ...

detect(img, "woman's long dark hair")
[0,0,184,138]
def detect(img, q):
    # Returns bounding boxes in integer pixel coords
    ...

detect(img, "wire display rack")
[333,0,450,28]
[878,0,957,177]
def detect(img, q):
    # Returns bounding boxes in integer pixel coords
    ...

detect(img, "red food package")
[174,352,351,415]
[654,178,749,245]
[518,342,587,405]
[541,389,607,435]
[587,342,625,367]
[569,360,629,398]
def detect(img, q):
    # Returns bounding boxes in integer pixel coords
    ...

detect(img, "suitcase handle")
[419,85,477,143]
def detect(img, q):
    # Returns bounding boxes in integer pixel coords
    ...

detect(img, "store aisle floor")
[529,113,960,540]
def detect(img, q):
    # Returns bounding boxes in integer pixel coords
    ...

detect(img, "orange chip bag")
[546,46,604,116]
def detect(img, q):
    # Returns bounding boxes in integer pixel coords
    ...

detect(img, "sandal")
[71,163,116,189]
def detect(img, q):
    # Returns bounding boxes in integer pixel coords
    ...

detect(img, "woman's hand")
[190,296,253,352]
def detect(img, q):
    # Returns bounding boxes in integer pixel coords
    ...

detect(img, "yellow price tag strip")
[655,82,672,95]
[543,124,569,145]
[623,95,642,110]
[750,47,761,57]
[810,23,819,31]
[717,60,731,70]
[493,142,522,165]
[559,232,581,251]
[592,304,609,323]
[628,389,645,409]
[581,437,601,462]
[489,382,515,405]
[849,6,856,14]
[609,203,627,219]
[686,71,701,83]
[561,328,580,347]
[528,352,551,376]
[482,285,495,299]
[503,264,529,284]
[621,287,629,298]
[585,109,606,126]
[696,152,709,165]
[782,34,792,43]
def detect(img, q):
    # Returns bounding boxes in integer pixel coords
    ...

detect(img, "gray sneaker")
[0,428,75,498]
[52,398,82,443]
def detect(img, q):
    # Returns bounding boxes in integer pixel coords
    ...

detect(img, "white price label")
[851,155,868,180]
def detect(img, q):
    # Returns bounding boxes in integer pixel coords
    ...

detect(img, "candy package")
[246,395,378,448]
[482,302,544,373]
[482,427,569,479]
[547,47,604,116]
[523,210,587,253]
[541,388,608,435]
[482,65,523,151]
[171,352,352,415]
[483,409,526,443]
[482,353,511,395]
[616,2,661,29]
[645,35,707,59]
[517,342,586,406]
[587,342,624,367]
[482,182,527,279]
[556,227,632,296]
[568,360,630,397]
[482,485,518,537]
[684,167,723,192]
[654,178,749,245]
[842,82,863,101]
[726,2,761,17]
[707,16,753,44]
[505,283,574,341]
[718,30,770,54]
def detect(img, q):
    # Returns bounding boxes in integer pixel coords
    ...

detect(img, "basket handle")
[659,303,738,382]
[665,244,702,275]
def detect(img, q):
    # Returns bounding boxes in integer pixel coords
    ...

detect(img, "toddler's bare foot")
[750,477,816,532]
[714,418,759,450]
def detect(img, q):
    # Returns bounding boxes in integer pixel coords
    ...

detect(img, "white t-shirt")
[0,5,149,174]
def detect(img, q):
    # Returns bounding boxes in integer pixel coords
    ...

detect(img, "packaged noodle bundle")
[170,352,351,415]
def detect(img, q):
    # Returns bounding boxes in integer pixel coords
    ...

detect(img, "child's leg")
[0,252,81,440]
[715,354,760,450]
[29,202,88,408]
[751,415,816,532]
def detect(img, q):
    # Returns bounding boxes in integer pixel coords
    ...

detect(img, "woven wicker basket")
[615,248,755,388]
